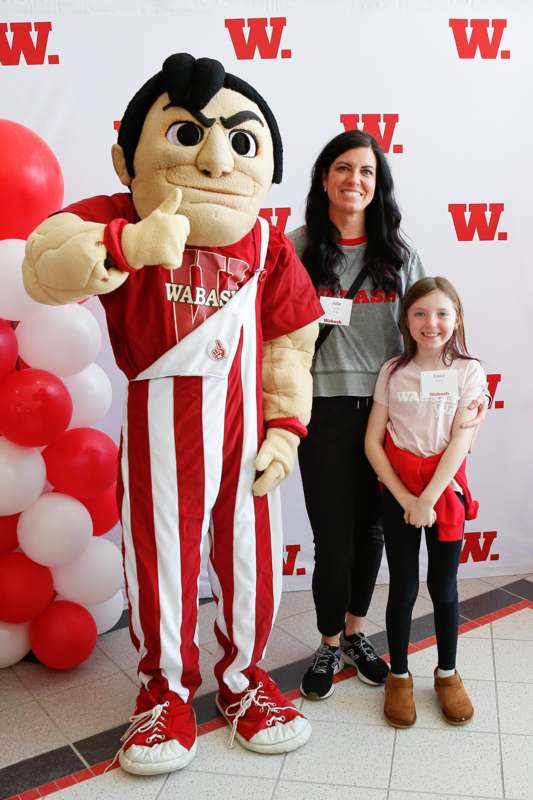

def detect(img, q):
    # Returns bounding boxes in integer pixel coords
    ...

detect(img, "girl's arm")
[406,404,477,527]
[364,401,431,523]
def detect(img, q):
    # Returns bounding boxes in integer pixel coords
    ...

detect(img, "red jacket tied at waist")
[384,435,479,542]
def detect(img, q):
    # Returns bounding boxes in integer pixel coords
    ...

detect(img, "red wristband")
[103,218,137,274]
[265,417,308,439]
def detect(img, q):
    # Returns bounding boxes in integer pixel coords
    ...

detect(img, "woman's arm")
[364,401,420,514]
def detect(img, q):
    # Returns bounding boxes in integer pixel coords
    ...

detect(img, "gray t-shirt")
[288,225,425,397]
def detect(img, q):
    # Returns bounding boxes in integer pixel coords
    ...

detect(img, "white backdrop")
[2,0,531,594]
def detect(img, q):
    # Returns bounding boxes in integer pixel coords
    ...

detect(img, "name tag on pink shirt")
[420,369,458,400]
[319,296,352,326]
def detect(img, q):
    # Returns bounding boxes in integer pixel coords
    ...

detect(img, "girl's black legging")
[298,396,384,637]
[382,488,463,674]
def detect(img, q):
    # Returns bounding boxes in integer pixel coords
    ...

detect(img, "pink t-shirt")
[373,357,486,458]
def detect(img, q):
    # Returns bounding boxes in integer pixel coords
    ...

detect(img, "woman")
[288,130,425,699]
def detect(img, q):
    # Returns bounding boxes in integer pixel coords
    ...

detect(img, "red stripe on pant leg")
[211,334,244,689]
[117,433,140,652]
[126,381,166,690]
[173,376,205,699]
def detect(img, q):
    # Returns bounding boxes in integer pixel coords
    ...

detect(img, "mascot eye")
[229,129,257,157]
[166,121,204,147]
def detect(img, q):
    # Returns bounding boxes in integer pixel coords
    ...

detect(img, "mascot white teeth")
[23,53,322,775]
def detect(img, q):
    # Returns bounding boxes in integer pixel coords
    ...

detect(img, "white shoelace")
[105,700,169,771]
[223,682,294,748]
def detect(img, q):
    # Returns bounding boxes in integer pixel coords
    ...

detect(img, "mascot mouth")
[165,170,255,199]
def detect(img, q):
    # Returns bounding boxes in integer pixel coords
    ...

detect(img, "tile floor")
[0,574,532,800]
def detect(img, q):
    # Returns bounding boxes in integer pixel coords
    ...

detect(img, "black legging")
[298,396,384,637]
[382,488,463,674]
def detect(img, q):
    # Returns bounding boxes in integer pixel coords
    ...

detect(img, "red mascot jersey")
[62,193,323,379]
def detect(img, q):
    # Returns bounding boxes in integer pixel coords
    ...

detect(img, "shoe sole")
[384,713,417,729]
[119,739,197,776]
[215,696,312,754]
[341,653,386,686]
[299,660,344,700]
[441,710,474,725]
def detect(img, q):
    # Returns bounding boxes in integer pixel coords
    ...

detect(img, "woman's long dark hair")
[302,130,409,294]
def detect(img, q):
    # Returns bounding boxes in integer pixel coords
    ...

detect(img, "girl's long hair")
[389,276,476,374]
[301,130,410,294]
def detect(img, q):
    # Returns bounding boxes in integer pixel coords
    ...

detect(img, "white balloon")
[18,493,93,567]
[84,590,125,635]
[52,537,123,605]
[62,363,112,428]
[0,239,43,322]
[16,304,102,376]
[0,621,30,668]
[0,438,46,515]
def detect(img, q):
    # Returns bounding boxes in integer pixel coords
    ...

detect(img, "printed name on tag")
[319,296,352,326]
[420,369,458,400]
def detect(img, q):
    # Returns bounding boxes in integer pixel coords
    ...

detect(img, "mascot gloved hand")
[23,53,322,776]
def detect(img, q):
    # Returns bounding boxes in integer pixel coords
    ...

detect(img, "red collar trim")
[338,236,368,246]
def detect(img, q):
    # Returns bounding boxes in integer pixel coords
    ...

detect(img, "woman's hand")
[403,496,436,529]
[461,393,489,429]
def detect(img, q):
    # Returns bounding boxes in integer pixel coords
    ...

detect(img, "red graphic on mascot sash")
[486,373,504,410]
[164,249,251,340]
[460,531,499,563]
[340,114,403,154]
[0,22,59,65]
[449,19,510,59]
[283,544,306,576]
[448,203,507,241]
[259,208,291,234]
[225,18,291,60]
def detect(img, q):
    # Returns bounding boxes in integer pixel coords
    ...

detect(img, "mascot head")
[111,53,282,247]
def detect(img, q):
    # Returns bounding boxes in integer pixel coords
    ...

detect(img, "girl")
[365,276,486,727]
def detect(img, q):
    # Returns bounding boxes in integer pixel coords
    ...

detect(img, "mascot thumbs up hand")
[121,188,189,270]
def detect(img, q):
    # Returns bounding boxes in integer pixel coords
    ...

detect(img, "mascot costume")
[23,54,323,775]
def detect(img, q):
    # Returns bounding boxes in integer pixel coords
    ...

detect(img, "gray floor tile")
[501,733,533,800]
[274,782,386,800]
[389,793,489,800]
[408,637,494,681]
[280,720,394,788]
[96,627,138,670]
[0,667,33,711]
[0,746,84,798]
[479,574,519,589]
[38,672,138,741]
[188,726,284,779]
[494,639,533,683]
[498,682,533,735]
[276,608,382,651]
[301,673,385,726]
[258,626,314,672]
[13,647,120,699]
[276,589,315,620]
[161,771,276,800]
[50,768,167,799]
[0,701,68,768]
[492,608,533,641]
[390,729,502,796]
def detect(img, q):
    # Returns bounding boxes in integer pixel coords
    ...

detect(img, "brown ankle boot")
[434,669,474,725]
[384,672,416,728]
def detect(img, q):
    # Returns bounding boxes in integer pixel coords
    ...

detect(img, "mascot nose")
[196,125,234,178]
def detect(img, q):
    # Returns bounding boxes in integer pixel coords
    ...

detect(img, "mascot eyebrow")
[161,105,265,130]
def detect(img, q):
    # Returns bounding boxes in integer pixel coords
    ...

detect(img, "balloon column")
[0,120,123,670]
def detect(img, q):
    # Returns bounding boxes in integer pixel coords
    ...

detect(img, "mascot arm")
[252,319,319,496]
[22,189,190,305]
[23,212,128,305]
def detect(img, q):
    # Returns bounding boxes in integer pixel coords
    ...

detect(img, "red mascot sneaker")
[216,668,311,754]
[114,686,197,775]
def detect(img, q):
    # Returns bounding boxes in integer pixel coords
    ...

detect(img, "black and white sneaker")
[340,631,389,686]
[300,644,343,700]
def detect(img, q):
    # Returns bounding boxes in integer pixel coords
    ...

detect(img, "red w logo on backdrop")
[225,17,291,59]
[448,204,508,241]
[283,544,306,576]
[449,19,510,59]
[0,22,59,65]
[460,532,499,563]
[340,114,403,154]
[486,374,504,410]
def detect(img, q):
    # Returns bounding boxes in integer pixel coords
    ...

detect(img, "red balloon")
[43,427,119,499]
[30,600,97,670]
[0,552,54,623]
[0,120,64,239]
[0,321,18,380]
[0,368,72,447]
[0,513,19,555]
[80,482,120,535]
